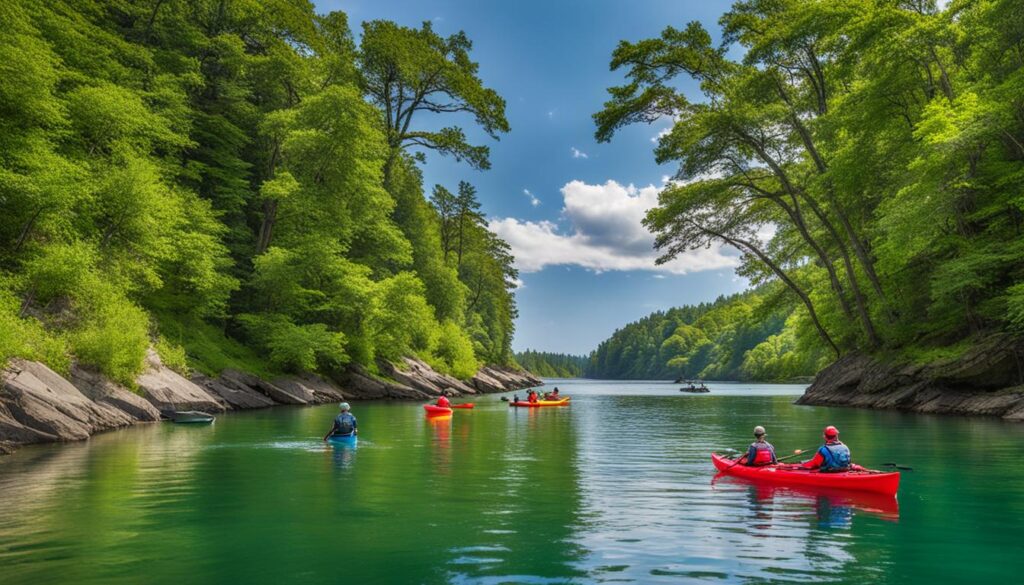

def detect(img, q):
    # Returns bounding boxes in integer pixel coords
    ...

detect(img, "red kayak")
[711,453,900,496]
[423,404,453,416]
[452,403,475,409]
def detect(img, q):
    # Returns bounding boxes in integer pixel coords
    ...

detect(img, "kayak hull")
[509,397,571,407]
[711,453,900,496]
[424,404,453,416]
[327,433,357,445]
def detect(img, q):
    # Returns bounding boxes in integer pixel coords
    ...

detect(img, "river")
[2,379,1023,584]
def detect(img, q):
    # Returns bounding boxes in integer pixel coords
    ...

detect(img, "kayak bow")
[711,453,900,496]
[423,404,454,416]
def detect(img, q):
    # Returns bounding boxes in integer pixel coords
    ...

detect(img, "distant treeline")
[514,351,587,378]
[585,289,827,381]
[519,288,827,382]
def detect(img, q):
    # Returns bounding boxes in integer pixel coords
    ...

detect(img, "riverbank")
[0,352,541,455]
[796,334,1024,421]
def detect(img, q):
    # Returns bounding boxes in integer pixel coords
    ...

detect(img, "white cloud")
[652,274,666,279]
[571,147,589,159]
[546,110,555,119]
[489,180,740,275]
[523,188,540,207]
[651,126,672,144]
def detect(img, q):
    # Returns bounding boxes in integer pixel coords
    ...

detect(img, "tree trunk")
[256,199,277,255]
[706,225,840,358]
[797,191,882,347]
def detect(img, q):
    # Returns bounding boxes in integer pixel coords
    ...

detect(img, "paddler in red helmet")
[800,425,852,472]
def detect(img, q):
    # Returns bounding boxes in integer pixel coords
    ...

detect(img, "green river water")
[2,379,1024,584]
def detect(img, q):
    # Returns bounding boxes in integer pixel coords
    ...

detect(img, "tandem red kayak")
[711,453,900,496]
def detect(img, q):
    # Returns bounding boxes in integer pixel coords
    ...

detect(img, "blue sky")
[314,0,747,355]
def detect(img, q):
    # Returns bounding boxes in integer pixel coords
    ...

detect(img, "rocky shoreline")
[796,334,1024,421]
[0,351,542,455]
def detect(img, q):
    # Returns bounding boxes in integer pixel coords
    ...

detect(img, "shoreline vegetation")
[0,0,538,455]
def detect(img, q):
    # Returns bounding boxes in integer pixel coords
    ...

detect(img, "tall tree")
[358,20,510,186]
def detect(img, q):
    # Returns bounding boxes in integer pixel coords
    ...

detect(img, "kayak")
[452,403,475,409]
[424,404,453,415]
[711,453,900,496]
[509,397,571,407]
[327,433,357,445]
[166,410,216,424]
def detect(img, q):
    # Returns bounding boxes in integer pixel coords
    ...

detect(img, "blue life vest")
[818,442,851,471]
[333,413,356,436]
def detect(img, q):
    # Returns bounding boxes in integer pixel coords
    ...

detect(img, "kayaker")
[436,393,451,408]
[800,426,851,472]
[323,402,357,441]
[528,390,538,404]
[551,388,560,399]
[743,425,777,467]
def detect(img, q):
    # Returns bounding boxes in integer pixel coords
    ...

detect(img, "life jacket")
[528,393,538,403]
[334,413,356,436]
[748,442,776,466]
[818,441,851,471]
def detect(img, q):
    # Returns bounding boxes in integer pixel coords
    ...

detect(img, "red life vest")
[748,441,776,465]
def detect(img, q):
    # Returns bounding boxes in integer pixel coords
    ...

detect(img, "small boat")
[710,453,900,496]
[327,432,358,445]
[508,397,571,408]
[452,403,475,409]
[679,385,710,393]
[424,404,453,416]
[166,410,216,424]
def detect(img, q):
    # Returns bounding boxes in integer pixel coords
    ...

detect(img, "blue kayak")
[327,433,357,445]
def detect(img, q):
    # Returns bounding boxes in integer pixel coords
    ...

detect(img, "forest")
[595,0,1024,369]
[514,350,587,378]
[0,1,519,385]
[586,288,827,381]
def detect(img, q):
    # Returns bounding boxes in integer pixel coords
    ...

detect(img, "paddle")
[881,463,914,471]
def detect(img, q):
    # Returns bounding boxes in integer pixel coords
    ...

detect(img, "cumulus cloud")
[571,147,588,159]
[523,188,540,207]
[489,180,740,275]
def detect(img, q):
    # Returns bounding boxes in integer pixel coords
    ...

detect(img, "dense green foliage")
[514,351,587,378]
[0,1,518,384]
[596,0,1024,361]
[586,289,827,381]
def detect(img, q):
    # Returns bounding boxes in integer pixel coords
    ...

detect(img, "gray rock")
[796,336,1024,421]
[136,350,226,414]
[2,360,136,441]
[343,365,429,400]
[193,373,276,410]
[271,373,347,404]
[70,364,162,422]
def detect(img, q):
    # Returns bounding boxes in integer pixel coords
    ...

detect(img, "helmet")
[339,402,351,411]
[823,425,839,438]
[753,425,766,437]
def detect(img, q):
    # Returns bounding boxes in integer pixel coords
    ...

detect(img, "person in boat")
[323,402,357,441]
[743,426,777,467]
[550,387,560,400]
[800,426,851,472]
[527,390,539,404]
[436,392,451,408]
